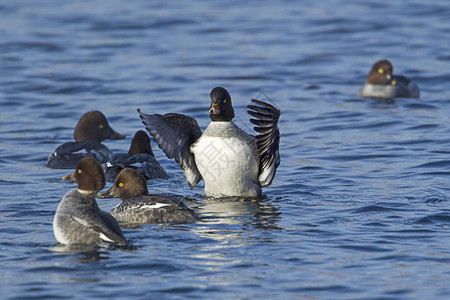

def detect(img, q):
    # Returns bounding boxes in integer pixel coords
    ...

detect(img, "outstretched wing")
[138,110,203,188]
[247,99,281,187]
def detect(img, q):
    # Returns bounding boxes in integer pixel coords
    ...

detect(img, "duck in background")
[358,59,420,99]
[138,86,280,199]
[47,111,125,169]
[102,130,167,183]
[53,157,129,247]
[97,168,198,225]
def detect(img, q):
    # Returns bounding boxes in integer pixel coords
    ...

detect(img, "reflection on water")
[52,244,109,263]
[51,243,135,264]
[188,196,281,269]
[198,195,282,229]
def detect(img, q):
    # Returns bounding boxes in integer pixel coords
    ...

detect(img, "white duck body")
[191,121,261,198]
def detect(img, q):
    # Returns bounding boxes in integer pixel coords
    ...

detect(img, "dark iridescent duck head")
[209,87,235,122]
[73,111,125,142]
[97,168,148,200]
[127,130,154,156]
[62,157,106,192]
[366,60,394,85]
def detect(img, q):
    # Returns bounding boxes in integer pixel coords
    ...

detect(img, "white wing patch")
[129,162,144,168]
[140,203,171,209]
[99,233,115,243]
[73,149,89,155]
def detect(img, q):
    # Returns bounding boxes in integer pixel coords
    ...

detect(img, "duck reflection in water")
[186,195,282,270]
[197,195,282,231]
[51,244,132,264]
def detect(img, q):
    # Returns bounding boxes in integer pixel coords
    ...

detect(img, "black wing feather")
[138,109,203,188]
[247,99,280,187]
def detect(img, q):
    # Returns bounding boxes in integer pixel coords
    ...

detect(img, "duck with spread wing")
[138,87,280,199]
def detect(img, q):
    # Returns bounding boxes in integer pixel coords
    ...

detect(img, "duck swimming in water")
[138,87,280,198]
[358,59,420,99]
[47,111,125,169]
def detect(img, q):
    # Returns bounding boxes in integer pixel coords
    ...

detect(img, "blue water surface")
[1,0,450,299]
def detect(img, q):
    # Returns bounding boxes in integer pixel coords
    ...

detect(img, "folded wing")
[72,213,129,246]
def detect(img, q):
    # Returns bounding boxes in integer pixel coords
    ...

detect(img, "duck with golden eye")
[103,130,167,182]
[53,157,129,246]
[358,59,420,99]
[97,168,198,225]
[138,86,280,199]
[47,111,125,169]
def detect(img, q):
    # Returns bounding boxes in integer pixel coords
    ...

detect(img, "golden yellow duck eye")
[223,99,227,103]
[118,182,124,188]
[391,80,397,86]
[77,169,82,174]
[99,124,104,129]
[378,68,384,74]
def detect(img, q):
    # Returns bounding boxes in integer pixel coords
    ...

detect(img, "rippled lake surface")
[1,0,450,299]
